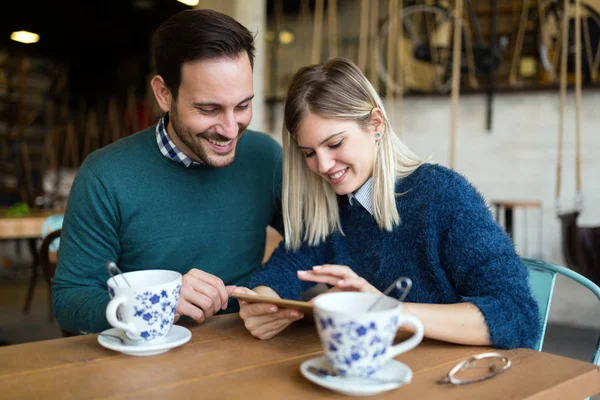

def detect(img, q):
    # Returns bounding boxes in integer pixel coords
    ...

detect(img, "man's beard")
[169,107,244,168]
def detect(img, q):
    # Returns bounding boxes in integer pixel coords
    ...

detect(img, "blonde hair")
[283,58,424,251]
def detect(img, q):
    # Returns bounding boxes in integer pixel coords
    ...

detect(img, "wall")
[195,0,266,132]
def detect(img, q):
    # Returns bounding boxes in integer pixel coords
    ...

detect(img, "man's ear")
[370,108,386,137]
[150,75,172,113]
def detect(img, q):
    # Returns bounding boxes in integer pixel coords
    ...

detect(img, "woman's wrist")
[398,302,417,332]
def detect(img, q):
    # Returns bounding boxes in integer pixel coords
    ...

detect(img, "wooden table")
[0,209,60,240]
[1,313,599,399]
[491,200,542,244]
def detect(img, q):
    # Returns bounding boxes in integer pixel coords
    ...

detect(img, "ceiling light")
[10,31,39,44]
[278,29,295,45]
[177,0,199,5]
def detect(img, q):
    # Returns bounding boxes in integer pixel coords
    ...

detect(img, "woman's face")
[295,112,380,195]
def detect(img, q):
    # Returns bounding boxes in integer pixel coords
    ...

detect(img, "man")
[52,9,283,334]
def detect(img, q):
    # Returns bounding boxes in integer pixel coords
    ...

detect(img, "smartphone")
[231,292,314,315]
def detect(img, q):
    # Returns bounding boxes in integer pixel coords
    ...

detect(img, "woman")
[235,58,540,349]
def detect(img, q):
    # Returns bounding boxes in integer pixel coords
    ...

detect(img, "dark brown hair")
[152,9,255,99]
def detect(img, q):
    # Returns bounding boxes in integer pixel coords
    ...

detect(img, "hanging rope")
[425,2,442,89]
[449,0,463,170]
[386,0,398,103]
[328,0,339,58]
[575,0,582,199]
[555,0,583,211]
[537,0,555,80]
[556,0,569,205]
[593,26,600,81]
[395,0,404,134]
[369,0,380,92]
[62,120,80,168]
[461,13,480,89]
[300,0,311,27]
[582,8,595,80]
[275,0,283,52]
[312,0,324,64]
[358,0,369,71]
[82,109,99,160]
[552,3,565,74]
[509,0,530,86]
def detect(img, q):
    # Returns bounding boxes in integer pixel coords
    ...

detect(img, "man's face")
[167,53,254,168]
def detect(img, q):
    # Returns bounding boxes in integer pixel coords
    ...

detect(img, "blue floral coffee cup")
[106,270,182,342]
[313,292,424,377]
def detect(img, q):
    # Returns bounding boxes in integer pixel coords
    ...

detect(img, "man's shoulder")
[240,129,281,152]
[238,129,282,164]
[83,126,156,171]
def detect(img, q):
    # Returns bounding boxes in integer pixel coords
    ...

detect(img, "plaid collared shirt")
[348,177,373,215]
[155,114,201,167]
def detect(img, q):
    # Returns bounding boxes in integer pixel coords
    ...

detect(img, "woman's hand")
[235,286,304,340]
[297,264,382,294]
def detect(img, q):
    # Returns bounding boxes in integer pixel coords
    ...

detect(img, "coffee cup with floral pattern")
[313,291,424,377]
[106,270,181,342]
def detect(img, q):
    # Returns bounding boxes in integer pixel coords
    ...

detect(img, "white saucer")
[300,356,412,396]
[97,325,192,356]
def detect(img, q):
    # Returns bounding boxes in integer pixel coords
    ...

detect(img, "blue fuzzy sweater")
[249,164,541,349]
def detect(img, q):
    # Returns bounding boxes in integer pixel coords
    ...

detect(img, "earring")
[375,132,381,139]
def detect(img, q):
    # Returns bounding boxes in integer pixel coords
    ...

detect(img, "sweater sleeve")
[248,240,325,300]
[52,163,120,334]
[438,172,541,349]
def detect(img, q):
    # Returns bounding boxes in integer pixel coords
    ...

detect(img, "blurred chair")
[40,214,63,251]
[523,257,600,368]
[23,214,63,320]
[38,227,75,337]
[39,229,61,321]
[262,227,283,265]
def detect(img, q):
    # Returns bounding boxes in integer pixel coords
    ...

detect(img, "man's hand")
[235,286,304,340]
[174,269,236,323]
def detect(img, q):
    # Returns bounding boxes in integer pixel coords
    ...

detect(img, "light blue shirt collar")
[347,177,373,215]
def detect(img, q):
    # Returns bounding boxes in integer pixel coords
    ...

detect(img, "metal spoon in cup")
[367,277,412,312]
[105,261,132,288]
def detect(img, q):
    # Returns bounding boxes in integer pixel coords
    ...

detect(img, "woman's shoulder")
[396,163,486,209]
[396,162,469,191]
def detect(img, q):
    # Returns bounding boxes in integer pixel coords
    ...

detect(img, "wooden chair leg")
[22,239,38,315]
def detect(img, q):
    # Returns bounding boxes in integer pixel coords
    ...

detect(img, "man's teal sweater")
[53,126,283,333]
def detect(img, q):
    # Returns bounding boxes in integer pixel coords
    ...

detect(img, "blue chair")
[523,257,600,366]
[40,214,64,252]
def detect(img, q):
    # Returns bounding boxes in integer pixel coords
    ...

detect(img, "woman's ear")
[150,75,172,113]
[370,108,386,138]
